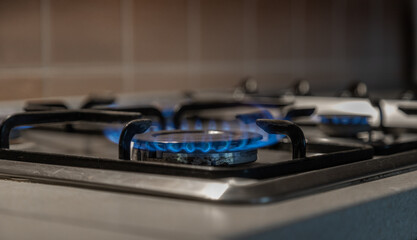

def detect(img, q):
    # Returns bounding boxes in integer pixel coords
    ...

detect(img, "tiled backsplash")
[0,0,407,100]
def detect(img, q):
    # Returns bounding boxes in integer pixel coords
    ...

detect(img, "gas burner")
[318,115,371,137]
[132,130,263,166]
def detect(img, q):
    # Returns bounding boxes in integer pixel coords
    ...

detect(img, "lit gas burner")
[132,130,263,166]
[318,114,371,137]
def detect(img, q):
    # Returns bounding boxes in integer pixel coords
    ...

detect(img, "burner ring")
[132,130,263,166]
[132,148,258,166]
[134,130,263,152]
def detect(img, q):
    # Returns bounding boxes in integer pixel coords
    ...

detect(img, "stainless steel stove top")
[1,91,417,239]
[1,161,417,239]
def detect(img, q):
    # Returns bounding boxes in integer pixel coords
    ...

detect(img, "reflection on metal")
[1,148,417,204]
[198,183,229,200]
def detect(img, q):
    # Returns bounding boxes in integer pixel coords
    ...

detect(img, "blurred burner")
[80,93,116,109]
[399,89,417,100]
[133,130,263,166]
[339,81,369,98]
[24,100,69,112]
[292,79,311,96]
[233,77,259,99]
[236,110,273,124]
[318,115,371,137]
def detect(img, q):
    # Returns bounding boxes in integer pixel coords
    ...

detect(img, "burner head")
[319,115,371,137]
[132,130,263,166]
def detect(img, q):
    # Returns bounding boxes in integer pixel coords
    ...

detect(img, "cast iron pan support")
[98,106,166,130]
[173,100,290,129]
[0,110,142,149]
[118,119,152,160]
[256,119,306,159]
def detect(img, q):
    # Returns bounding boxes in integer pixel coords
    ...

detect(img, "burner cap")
[132,130,263,166]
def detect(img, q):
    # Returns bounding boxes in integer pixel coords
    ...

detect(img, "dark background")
[0,0,412,100]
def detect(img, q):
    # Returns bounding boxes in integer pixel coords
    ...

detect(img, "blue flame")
[163,109,176,130]
[149,122,162,132]
[15,125,33,130]
[104,116,283,153]
[180,120,189,130]
[222,121,231,131]
[103,127,122,143]
[130,117,283,153]
[320,116,368,125]
[208,120,217,130]
[133,131,282,153]
[195,119,203,130]
[162,109,174,118]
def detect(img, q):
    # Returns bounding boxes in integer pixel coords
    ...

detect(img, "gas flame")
[134,119,281,153]
[320,115,368,125]
[104,115,283,153]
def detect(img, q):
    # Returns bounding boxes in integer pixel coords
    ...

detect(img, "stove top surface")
[1,160,417,239]
[2,89,417,238]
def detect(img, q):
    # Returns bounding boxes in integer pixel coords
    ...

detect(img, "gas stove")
[1,85,417,239]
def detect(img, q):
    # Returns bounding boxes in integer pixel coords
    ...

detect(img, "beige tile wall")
[0,0,408,100]
[0,78,42,100]
[201,0,245,61]
[134,0,188,62]
[257,0,292,60]
[50,0,122,63]
[0,0,41,66]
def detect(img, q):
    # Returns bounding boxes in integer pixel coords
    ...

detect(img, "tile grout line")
[331,0,347,83]
[187,0,201,88]
[413,0,417,84]
[243,0,257,78]
[290,0,306,79]
[369,0,384,82]
[40,0,51,97]
[0,59,382,78]
[121,0,135,92]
